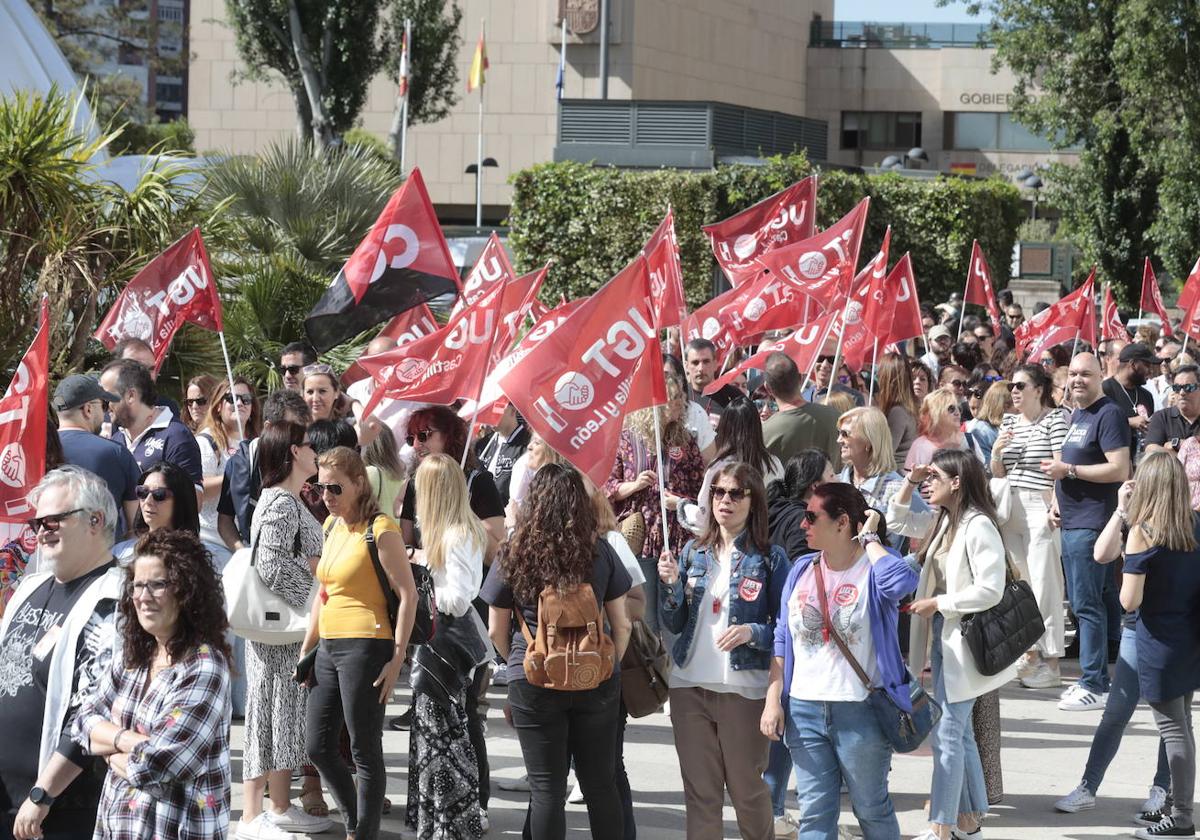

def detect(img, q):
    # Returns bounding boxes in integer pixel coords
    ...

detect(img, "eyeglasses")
[1010,381,1029,392]
[405,429,434,446]
[26,508,85,534]
[223,393,254,406]
[946,379,966,389]
[314,482,344,496]
[1158,356,1175,365]
[1172,383,1200,394]
[837,428,853,440]
[185,397,209,408]
[711,486,748,503]
[130,579,171,598]
[947,404,961,415]
[135,486,174,502]
[302,363,334,377]
[279,364,303,377]
[968,388,986,400]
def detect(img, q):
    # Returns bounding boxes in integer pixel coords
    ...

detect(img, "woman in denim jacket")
[657,461,790,840]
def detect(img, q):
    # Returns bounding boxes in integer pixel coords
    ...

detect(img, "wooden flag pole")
[652,404,671,557]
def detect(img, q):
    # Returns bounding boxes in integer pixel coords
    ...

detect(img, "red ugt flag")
[703,177,817,286]
[1140,258,1174,337]
[1015,270,1096,360]
[836,228,891,371]
[1100,285,1125,343]
[965,240,1003,336]
[643,208,687,329]
[880,253,924,347]
[0,298,50,525]
[704,308,842,396]
[305,168,460,352]
[94,227,222,374]
[1176,256,1200,316]
[340,304,440,387]
[499,258,666,485]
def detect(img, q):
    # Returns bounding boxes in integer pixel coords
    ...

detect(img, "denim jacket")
[659,532,791,672]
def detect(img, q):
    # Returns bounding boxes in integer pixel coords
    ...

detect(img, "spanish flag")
[467,32,488,92]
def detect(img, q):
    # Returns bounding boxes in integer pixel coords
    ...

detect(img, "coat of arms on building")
[559,0,599,35]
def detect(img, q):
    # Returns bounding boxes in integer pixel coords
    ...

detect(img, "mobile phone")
[1171,437,1181,449]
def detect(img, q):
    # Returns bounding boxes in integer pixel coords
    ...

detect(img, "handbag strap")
[812,556,874,691]
[361,513,397,613]
[249,491,301,568]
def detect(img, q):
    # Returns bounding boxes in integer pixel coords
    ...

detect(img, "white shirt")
[195,430,231,547]
[604,530,646,587]
[422,528,485,618]
[1149,374,1172,412]
[685,401,716,452]
[788,554,877,702]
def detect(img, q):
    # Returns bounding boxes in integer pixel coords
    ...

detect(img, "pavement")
[228,661,1187,839]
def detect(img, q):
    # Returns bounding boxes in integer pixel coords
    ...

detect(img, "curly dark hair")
[499,463,597,604]
[131,462,200,536]
[120,529,232,670]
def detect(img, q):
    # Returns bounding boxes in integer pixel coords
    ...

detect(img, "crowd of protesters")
[1,287,1198,840]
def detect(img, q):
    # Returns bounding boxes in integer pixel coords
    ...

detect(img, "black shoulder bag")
[958,552,1045,676]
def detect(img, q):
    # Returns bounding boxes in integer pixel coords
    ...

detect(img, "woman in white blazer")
[901,449,1017,840]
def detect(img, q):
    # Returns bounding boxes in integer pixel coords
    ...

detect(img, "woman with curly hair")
[482,464,632,840]
[73,529,233,839]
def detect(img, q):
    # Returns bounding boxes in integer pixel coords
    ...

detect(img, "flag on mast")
[467,31,488,92]
[398,24,409,97]
[556,17,567,100]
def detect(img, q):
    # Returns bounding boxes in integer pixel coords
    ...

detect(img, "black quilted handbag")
[959,553,1046,676]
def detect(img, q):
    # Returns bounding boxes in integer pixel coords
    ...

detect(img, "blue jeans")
[1082,626,1172,794]
[764,737,793,818]
[1061,528,1119,694]
[930,614,989,827]
[785,697,899,840]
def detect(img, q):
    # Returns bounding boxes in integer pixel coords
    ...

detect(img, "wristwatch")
[1066,464,1078,480]
[29,786,55,806]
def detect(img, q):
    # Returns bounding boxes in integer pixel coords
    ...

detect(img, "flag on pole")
[1140,258,1174,337]
[556,17,567,100]
[0,296,50,527]
[703,308,842,396]
[94,227,223,373]
[1100,285,1125,343]
[1177,255,1200,315]
[643,208,687,329]
[1014,269,1096,360]
[703,177,818,286]
[835,227,891,371]
[880,253,924,346]
[467,32,488,92]
[964,240,1003,336]
[398,25,409,97]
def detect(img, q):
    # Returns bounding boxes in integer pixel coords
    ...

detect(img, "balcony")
[554,100,828,169]
[810,20,995,49]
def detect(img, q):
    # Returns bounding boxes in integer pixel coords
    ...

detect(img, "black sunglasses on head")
[135,486,173,502]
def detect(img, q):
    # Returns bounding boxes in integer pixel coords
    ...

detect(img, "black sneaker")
[389,708,413,731]
[1134,816,1195,838]
[1138,810,1169,828]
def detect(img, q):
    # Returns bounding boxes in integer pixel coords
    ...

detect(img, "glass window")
[997,114,1054,151]
[840,112,923,150]
[952,112,997,150]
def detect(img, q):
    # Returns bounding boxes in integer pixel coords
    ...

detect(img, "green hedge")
[507,154,1025,311]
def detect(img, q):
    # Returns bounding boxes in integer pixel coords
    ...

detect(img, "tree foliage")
[383,0,462,126]
[507,156,1024,311]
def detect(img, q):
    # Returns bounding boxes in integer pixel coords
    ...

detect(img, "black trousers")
[467,597,491,810]
[510,676,624,840]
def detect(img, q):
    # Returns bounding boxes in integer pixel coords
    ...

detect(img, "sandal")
[300,789,330,817]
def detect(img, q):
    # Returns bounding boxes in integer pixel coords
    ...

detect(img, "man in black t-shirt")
[0,467,123,840]
[1146,364,1200,453]
[1101,342,1156,460]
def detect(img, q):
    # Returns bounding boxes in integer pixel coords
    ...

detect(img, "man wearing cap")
[53,375,140,539]
[920,325,954,380]
[1101,342,1156,460]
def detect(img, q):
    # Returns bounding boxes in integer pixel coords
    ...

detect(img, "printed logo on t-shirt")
[832,583,859,607]
[1065,421,1091,447]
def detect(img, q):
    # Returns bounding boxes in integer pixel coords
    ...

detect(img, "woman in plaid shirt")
[73,529,232,839]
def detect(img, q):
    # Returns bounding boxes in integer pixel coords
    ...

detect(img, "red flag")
[880,254,924,346]
[1100,285,1125,343]
[94,228,222,373]
[1140,258,1174,337]
[837,228,891,371]
[492,266,548,363]
[704,177,817,286]
[455,233,517,311]
[964,240,1004,335]
[703,308,841,396]
[1177,256,1200,315]
[340,304,440,387]
[1014,270,1096,360]
[643,209,687,328]
[0,297,50,527]
[304,168,460,352]
[1180,294,1200,345]
[498,259,665,485]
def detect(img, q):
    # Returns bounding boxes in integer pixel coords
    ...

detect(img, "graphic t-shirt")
[1057,397,1131,531]
[787,554,878,702]
[0,563,116,827]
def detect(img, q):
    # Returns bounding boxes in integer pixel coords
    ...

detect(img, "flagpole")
[824,293,857,406]
[475,18,485,229]
[399,18,411,172]
[216,330,245,441]
[867,338,879,406]
[1070,328,1082,359]
[652,405,671,557]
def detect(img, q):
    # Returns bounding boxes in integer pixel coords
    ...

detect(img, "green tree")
[383,0,462,159]
[225,0,388,147]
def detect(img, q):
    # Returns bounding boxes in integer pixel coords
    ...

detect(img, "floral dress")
[605,429,704,558]
[73,645,231,840]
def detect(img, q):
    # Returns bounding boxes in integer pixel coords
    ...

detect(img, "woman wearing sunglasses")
[657,462,790,840]
[183,374,218,432]
[760,482,917,840]
[113,462,201,563]
[196,378,262,563]
[906,450,1017,840]
[905,389,967,489]
[964,379,1011,466]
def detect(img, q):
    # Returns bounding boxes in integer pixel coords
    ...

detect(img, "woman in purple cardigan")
[760,482,918,840]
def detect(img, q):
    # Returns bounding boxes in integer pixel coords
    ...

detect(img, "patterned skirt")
[243,639,308,779]
[405,692,482,840]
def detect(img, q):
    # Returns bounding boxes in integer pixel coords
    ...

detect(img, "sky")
[834,0,987,23]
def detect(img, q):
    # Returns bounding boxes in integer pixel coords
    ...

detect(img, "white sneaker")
[1057,683,1107,711]
[236,814,297,840]
[773,813,798,838]
[498,774,531,792]
[264,805,335,834]
[1016,651,1039,680]
[1021,661,1062,689]
[567,778,585,804]
[1055,783,1096,812]
[1143,785,1170,815]
[951,826,983,840]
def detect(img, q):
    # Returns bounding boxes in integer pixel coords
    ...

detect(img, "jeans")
[616,701,635,840]
[227,632,247,717]
[1082,626,1171,794]
[784,697,899,840]
[305,637,394,840]
[929,614,989,827]
[508,676,624,840]
[1150,693,1196,826]
[764,738,793,818]
[1061,528,1120,694]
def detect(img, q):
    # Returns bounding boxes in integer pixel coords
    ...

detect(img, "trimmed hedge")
[507,154,1025,311]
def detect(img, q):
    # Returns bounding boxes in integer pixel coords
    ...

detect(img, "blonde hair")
[839,407,896,475]
[626,373,689,447]
[1127,451,1197,551]
[919,387,960,437]
[977,381,1013,426]
[317,446,377,525]
[824,390,856,417]
[414,453,487,572]
[590,485,619,534]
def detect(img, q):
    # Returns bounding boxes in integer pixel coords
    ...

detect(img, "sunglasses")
[982,374,1002,383]
[185,397,209,407]
[802,510,822,524]
[711,486,748,503]
[1172,383,1200,394]
[968,388,986,399]
[303,363,334,377]
[1159,357,1175,365]
[279,364,303,376]
[130,579,171,598]
[223,393,254,406]
[405,429,434,447]
[1010,381,1029,392]
[136,486,174,502]
[314,482,344,496]
[837,428,853,440]
[946,379,966,389]
[817,355,836,365]
[26,508,85,534]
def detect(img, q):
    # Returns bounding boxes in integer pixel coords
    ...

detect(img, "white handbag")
[222,496,315,644]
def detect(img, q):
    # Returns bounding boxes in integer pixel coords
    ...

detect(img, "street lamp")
[1023,173,1043,220]
[905,146,928,168]
[465,157,498,229]
[879,147,928,172]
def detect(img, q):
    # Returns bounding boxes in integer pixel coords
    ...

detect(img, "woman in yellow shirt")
[299,446,417,840]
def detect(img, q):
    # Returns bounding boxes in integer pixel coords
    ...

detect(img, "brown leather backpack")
[516,582,615,690]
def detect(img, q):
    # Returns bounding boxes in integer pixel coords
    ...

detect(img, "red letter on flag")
[0,298,50,528]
